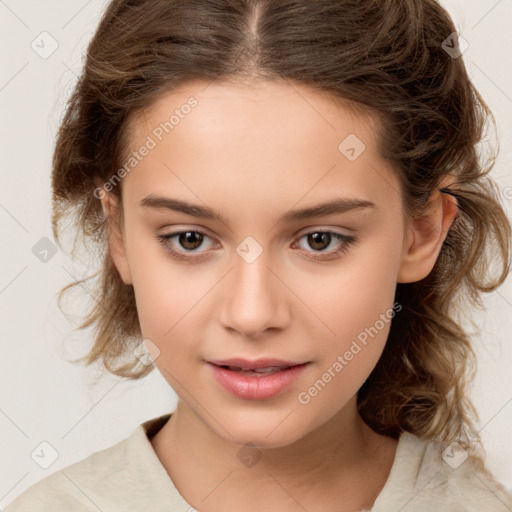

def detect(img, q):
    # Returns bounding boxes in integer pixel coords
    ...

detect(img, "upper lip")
[208,358,308,370]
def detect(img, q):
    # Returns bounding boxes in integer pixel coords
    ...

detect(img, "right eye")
[157,229,217,258]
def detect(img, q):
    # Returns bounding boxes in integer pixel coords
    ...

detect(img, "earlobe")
[397,188,458,284]
[97,187,133,286]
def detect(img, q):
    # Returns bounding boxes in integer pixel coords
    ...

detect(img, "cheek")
[294,265,397,415]
[292,237,400,388]
[298,250,398,343]
[124,232,208,350]
[131,267,209,380]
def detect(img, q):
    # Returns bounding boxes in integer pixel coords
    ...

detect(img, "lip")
[207,359,310,400]
[208,357,306,370]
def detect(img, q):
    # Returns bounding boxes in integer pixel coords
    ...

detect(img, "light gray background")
[1,0,511,506]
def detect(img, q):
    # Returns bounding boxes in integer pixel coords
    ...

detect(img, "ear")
[95,179,133,286]
[397,180,458,284]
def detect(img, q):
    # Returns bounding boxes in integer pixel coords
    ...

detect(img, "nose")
[218,249,290,340]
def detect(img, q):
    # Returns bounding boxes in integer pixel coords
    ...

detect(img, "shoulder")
[4,429,136,511]
[372,432,512,512]
[4,414,184,512]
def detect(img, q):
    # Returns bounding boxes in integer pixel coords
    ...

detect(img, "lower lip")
[208,362,310,400]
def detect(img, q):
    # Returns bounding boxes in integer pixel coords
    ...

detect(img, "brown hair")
[52,0,510,470]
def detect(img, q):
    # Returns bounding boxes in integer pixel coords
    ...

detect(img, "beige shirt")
[5,413,512,511]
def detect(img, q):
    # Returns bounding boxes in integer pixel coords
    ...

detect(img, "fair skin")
[99,79,457,512]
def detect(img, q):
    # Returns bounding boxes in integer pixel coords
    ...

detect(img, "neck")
[150,397,398,512]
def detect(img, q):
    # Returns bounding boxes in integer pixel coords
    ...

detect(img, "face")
[104,79,422,448]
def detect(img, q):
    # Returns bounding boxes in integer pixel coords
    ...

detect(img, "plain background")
[1,0,511,506]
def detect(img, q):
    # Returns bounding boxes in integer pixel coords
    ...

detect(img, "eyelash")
[156,229,357,262]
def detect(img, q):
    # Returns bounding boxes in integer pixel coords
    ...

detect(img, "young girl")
[6,0,512,511]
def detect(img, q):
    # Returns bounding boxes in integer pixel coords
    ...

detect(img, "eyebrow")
[140,194,375,225]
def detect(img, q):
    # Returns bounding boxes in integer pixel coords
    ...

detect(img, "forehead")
[127,79,378,150]
[119,80,400,217]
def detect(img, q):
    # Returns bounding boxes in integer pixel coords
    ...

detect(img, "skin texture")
[99,79,458,511]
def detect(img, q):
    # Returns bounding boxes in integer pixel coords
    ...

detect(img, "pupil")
[308,232,330,251]
[179,231,203,250]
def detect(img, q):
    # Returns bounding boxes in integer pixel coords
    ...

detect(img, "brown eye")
[307,232,332,251]
[157,229,215,260]
[293,230,357,260]
[178,231,204,250]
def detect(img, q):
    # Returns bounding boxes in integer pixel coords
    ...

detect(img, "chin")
[230,431,304,451]
[210,409,311,450]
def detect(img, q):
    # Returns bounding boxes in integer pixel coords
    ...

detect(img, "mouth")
[206,358,311,400]
[213,363,307,376]
[208,358,309,372]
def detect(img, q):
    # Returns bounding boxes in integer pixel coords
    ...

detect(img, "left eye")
[156,229,357,260]
[293,231,357,259]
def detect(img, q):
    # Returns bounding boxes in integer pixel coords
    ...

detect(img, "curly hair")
[52,0,511,472]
